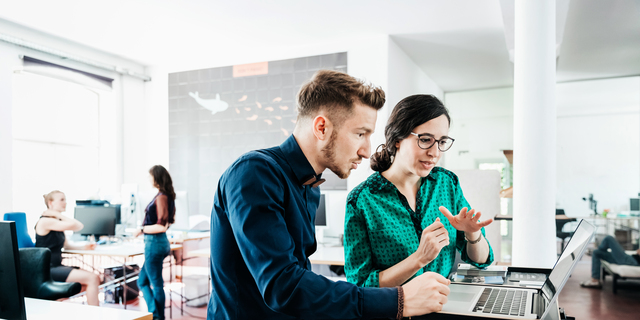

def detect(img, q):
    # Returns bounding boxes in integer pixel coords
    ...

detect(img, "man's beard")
[321,130,361,179]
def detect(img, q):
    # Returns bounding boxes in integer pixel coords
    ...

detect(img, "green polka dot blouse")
[344,167,494,287]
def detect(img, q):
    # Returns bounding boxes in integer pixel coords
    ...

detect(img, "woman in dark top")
[134,165,176,320]
[35,190,101,306]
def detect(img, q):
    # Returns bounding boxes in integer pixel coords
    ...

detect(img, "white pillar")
[512,0,557,267]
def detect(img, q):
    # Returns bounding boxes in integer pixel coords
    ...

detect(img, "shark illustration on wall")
[189,92,229,115]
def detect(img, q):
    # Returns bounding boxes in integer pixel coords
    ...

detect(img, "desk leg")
[123,257,127,309]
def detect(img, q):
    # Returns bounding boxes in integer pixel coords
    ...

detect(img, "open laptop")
[440,220,595,319]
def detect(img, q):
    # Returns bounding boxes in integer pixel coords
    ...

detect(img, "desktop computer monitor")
[630,198,640,214]
[74,206,118,236]
[0,221,27,320]
[314,194,327,227]
[76,200,121,224]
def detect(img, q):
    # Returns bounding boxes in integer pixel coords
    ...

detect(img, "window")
[12,72,114,236]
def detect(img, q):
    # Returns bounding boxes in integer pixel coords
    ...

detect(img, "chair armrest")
[37,280,82,301]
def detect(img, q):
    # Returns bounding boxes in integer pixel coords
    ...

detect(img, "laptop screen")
[539,220,595,318]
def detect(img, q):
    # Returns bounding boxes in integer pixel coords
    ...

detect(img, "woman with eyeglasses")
[344,94,494,288]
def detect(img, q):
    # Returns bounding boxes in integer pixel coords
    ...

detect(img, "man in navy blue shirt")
[209,70,451,320]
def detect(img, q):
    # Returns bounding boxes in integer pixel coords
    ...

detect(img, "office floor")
[558,254,640,320]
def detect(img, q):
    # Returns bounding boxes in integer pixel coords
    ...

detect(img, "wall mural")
[168,52,348,218]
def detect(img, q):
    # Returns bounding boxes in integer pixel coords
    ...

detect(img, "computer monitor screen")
[314,194,327,227]
[74,206,118,236]
[76,200,121,224]
[630,198,640,212]
[0,221,27,320]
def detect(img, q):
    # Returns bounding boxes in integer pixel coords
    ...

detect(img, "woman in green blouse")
[344,94,494,288]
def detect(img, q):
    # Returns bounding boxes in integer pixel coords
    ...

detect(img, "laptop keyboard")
[473,288,528,316]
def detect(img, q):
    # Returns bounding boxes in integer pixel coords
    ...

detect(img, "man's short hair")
[296,70,385,128]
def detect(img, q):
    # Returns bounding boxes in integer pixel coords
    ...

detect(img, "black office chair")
[555,209,575,251]
[18,248,81,300]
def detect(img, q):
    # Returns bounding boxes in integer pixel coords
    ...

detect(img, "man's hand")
[439,206,492,234]
[133,228,143,237]
[412,218,449,267]
[402,272,451,316]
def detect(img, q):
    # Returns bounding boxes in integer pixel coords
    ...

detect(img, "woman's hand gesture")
[439,206,492,234]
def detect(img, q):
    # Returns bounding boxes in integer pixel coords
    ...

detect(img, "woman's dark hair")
[370,94,451,172]
[149,165,176,224]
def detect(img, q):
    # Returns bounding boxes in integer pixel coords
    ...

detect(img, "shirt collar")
[279,134,324,188]
[427,169,438,181]
[371,170,437,193]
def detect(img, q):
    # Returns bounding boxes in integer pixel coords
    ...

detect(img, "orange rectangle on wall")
[233,61,269,77]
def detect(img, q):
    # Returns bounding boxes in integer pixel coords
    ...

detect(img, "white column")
[512,0,557,267]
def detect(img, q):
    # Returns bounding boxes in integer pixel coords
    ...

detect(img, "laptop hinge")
[531,292,540,318]
[531,292,547,318]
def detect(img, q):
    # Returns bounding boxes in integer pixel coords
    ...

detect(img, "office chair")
[3,212,35,248]
[18,248,81,300]
[555,209,574,251]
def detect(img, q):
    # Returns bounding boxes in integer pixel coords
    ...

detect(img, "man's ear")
[312,115,332,141]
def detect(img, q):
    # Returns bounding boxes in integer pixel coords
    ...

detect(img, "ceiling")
[0,0,638,92]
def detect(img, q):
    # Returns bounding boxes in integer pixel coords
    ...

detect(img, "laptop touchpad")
[449,292,476,302]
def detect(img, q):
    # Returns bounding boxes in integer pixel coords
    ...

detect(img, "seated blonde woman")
[35,190,101,305]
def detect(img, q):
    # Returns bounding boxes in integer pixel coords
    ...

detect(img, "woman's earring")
[390,155,395,163]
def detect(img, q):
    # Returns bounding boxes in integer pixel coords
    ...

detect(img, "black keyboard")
[473,288,528,317]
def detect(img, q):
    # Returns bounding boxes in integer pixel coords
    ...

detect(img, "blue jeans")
[592,235,638,279]
[138,233,170,320]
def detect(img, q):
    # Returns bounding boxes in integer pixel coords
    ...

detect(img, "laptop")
[440,220,595,319]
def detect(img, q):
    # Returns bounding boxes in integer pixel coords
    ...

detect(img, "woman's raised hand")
[439,206,492,234]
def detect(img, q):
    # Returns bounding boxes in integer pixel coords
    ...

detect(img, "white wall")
[387,38,444,107]
[144,35,392,237]
[144,35,445,238]
[444,77,640,217]
[555,77,640,216]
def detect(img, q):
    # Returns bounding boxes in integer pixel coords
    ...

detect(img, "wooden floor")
[558,254,640,320]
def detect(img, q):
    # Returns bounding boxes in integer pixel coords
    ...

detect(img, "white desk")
[63,243,183,315]
[168,232,210,244]
[187,246,345,266]
[186,247,211,258]
[64,243,183,257]
[24,298,151,320]
[309,246,345,266]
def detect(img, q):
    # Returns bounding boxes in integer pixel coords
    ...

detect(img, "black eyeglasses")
[409,132,455,152]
